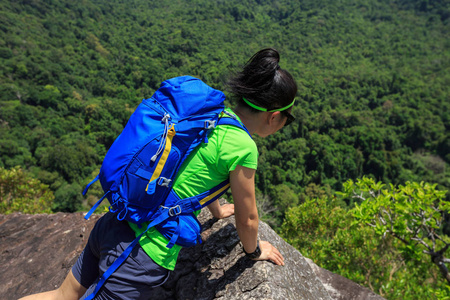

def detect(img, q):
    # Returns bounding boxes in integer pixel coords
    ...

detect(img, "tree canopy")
[0,0,449,297]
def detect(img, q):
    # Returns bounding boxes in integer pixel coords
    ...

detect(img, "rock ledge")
[0,202,384,300]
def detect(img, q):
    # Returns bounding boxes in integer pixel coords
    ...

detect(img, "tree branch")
[411,237,432,251]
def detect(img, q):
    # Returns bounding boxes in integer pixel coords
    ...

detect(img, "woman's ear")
[267,111,282,125]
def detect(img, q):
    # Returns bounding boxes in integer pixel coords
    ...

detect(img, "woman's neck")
[232,106,263,136]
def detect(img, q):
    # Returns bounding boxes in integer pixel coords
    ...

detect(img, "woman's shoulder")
[219,108,254,144]
[217,123,256,149]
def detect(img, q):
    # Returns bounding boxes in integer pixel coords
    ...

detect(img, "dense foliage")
[1,0,448,213]
[280,183,450,299]
[341,177,450,284]
[0,166,53,214]
[1,0,449,297]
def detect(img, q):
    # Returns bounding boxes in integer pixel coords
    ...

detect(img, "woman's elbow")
[236,213,259,228]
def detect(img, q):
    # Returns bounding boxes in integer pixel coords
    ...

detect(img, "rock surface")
[0,212,101,298]
[0,201,385,300]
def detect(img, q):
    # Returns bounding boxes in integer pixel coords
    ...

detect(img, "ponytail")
[227,48,297,112]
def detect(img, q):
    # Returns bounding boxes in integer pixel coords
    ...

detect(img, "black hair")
[227,48,298,112]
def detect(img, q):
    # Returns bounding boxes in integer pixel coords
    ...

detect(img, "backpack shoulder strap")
[217,110,252,138]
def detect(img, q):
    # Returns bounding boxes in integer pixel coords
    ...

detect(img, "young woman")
[20,48,297,300]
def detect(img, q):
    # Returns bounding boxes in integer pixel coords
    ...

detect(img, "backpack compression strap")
[145,124,176,194]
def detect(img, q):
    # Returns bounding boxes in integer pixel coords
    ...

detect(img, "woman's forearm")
[230,165,260,253]
[207,199,222,218]
[235,212,259,253]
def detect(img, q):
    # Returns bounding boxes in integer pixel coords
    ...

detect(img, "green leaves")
[52,182,83,213]
[282,179,450,297]
[0,166,54,214]
[348,177,449,241]
[343,177,450,286]
[281,195,397,293]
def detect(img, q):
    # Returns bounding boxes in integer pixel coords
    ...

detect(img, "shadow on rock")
[148,218,258,300]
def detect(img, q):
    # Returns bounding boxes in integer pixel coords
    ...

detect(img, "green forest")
[1,0,449,298]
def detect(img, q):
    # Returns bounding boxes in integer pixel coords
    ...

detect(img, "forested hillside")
[1,0,449,298]
[1,0,448,214]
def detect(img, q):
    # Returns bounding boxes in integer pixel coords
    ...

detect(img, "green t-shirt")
[129,108,258,270]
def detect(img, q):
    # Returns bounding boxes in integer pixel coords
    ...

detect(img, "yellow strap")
[199,183,231,206]
[146,125,176,191]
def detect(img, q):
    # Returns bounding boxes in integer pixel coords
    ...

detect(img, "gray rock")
[0,212,101,298]
[0,201,385,300]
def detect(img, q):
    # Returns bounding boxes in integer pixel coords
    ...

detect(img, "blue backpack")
[82,76,250,300]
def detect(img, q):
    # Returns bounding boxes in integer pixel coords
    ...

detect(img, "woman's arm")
[230,165,284,265]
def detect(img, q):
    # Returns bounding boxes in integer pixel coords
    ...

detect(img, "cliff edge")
[0,200,384,300]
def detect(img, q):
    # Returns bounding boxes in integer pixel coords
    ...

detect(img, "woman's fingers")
[255,240,285,266]
[269,247,284,265]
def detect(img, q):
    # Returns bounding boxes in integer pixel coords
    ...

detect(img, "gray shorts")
[72,213,171,300]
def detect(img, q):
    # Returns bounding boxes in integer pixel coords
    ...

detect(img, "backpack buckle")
[168,205,182,217]
[204,120,216,129]
[158,177,172,187]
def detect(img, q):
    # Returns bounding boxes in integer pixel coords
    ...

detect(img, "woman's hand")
[253,240,285,266]
[207,200,235,219]
[217,203,235,219]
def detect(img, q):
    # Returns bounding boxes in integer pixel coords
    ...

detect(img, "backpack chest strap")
[163,179,231,214]
[158,179,231,248]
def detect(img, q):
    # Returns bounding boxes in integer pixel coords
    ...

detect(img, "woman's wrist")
[243,240,261,259]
